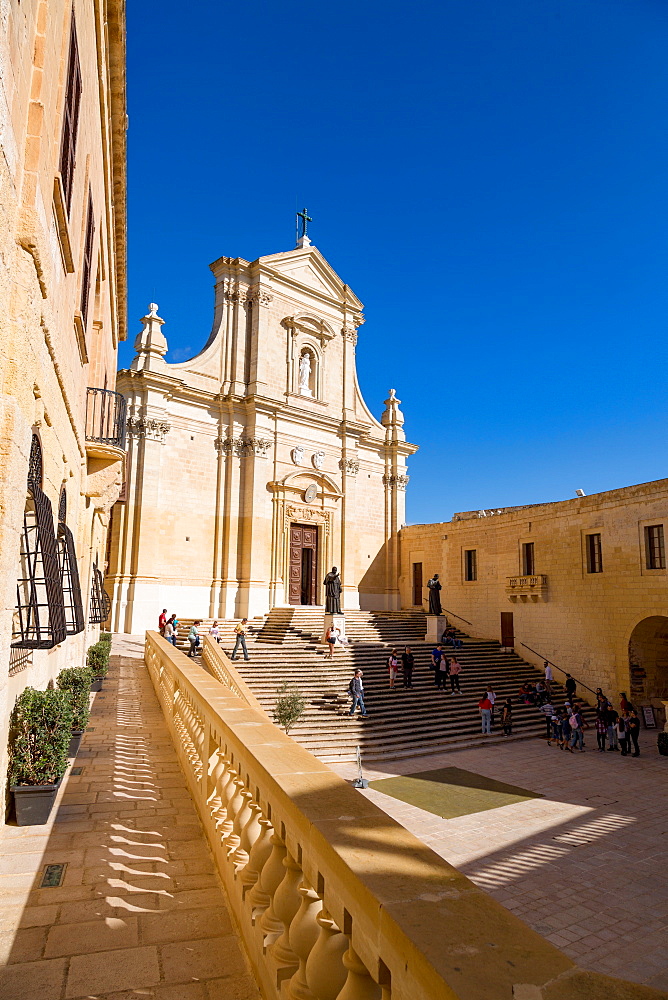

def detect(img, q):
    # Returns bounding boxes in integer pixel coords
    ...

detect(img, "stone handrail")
[144,630,661,1000]
[201,634,267,716]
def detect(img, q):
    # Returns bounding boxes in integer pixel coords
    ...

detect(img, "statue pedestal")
[321,613,347,645]
[424,615,447,644]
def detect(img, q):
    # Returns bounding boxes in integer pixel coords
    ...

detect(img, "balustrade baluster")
[287,880,323,1000]
[267,850,302,964]
[253,831,286,920]
[241,815,273,892]
[224,776,247,852]
[335,944,382,1000]
[229,786,253,860]
[207,749,226,821]
[305,908,348,1000]
[220,765,240,838]
[234,799,262,871]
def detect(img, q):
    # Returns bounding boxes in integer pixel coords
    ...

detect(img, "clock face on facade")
[304,484,318,503]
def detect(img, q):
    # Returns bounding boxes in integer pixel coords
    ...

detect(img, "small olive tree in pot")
[57,667,92,757]
[9,687,73,826]
[272,683,306,735]
[87,639,110,690]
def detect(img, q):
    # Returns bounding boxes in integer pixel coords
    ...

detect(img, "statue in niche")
[323,567,342,614]
[427,574,442,616]
[298,351,312,394]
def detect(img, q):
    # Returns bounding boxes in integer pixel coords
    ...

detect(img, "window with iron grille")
[645,525,665,570]
[522,541,535,576]
[57,486,84,636]
[586,533,603,574]
[89,561,111,625]
[59,12,82,213]
[80,190,95,327]
[13,438,67,649]
[464,549,477,581]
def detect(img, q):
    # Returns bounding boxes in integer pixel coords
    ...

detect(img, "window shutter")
[80,190,95,327]
[59,13,82,213]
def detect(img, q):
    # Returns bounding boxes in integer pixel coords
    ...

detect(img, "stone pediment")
[259,247,363,310]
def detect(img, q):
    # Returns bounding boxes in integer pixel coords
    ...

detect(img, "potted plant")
[87,639,110,691]
[658,732,668,756]
[56,667,92,757]
[9,687,73,826]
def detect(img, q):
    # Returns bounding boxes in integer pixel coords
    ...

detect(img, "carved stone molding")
[221,278,248,303]
[341,325,358,346]
[216,436,272,458]
[285,504,331,536]
[382,473,409,490]
[127,416,171,443]
[338,458,359,476]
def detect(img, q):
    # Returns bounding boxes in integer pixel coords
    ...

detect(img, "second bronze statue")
[323,567,342,614]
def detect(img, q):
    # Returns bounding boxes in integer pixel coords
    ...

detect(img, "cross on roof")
[296,207,312,239]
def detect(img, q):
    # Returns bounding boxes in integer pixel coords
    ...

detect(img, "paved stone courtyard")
[0,637,259,1000]
[333,732,668,994]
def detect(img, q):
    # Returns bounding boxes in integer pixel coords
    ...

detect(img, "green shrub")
[56,667,92,732]
[658,732,668,756]
[99,632,112,645]
[87,640,110,677]
[272,683,306,735]
[8,687,73,786]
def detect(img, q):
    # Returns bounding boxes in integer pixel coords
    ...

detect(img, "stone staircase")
[176,609,583,764]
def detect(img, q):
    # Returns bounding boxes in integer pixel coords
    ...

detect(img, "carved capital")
[246,287,273,307]
[341,325,358,346]
[338,458,359,476]
[127,416,171,443]
[217,436,272,457]
[382,473,409,490]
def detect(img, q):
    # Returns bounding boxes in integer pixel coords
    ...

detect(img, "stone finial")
[381,388,406,441]
[131,303,168,372]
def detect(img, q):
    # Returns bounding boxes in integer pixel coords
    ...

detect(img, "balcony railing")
[506,573,548,601]
[85,387,127,450]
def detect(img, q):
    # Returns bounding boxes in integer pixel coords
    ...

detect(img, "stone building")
[107,239,417,632]
[0,0,126,801]
[399,479,668,719]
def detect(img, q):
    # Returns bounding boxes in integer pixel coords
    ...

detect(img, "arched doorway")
[628,616,668,725]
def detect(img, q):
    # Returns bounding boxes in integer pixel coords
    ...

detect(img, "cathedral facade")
[107,241,417,632]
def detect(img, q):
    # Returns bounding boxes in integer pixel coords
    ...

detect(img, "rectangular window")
[464,549,477,582]
[522,541,535,576]
[80,190,95,327]
[59,13,82,213]
[586,533,603,574]
[645,525,665,570]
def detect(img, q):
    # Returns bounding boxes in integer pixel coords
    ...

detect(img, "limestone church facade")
[107,241,417,632]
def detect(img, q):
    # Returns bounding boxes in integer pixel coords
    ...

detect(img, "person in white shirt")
[209,621,220,643]
[544,660,553,695]
[486,686,497,726]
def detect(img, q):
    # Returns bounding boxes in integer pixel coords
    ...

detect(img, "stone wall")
[0,0,126,809]
[399,481,668,711]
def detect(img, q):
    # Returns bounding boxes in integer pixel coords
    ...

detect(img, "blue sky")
[124,0,668,524]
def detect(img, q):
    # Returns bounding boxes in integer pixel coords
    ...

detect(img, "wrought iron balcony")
[506,574,548,602]
[85,387,127,451]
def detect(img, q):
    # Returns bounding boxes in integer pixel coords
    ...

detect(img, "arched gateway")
[628,615,668,724]
[106,243,417,633]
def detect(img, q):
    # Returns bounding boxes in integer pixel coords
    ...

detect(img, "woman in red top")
[478,693,492,735]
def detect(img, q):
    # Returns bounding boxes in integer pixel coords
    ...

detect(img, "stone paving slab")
[0,635,261,1000]
[332,732,668,994]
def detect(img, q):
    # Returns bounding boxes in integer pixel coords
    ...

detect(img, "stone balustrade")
[505,574,549,602]
[144,631,663,1000]
[202,634,267,714]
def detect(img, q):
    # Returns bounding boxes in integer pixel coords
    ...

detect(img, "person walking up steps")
[164,616,176,646]
[187,621,201,658]
[401,646,414,688]
[501,698,513,736]
[231,618,250,661]
[348,669,367,717]
[431,644,444,688]
[449,657,461,693]
[544,660,553,696]
[324,624,337,659]
[387,648,399,688]
[158,609,167,635]
[478,692,493,735]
